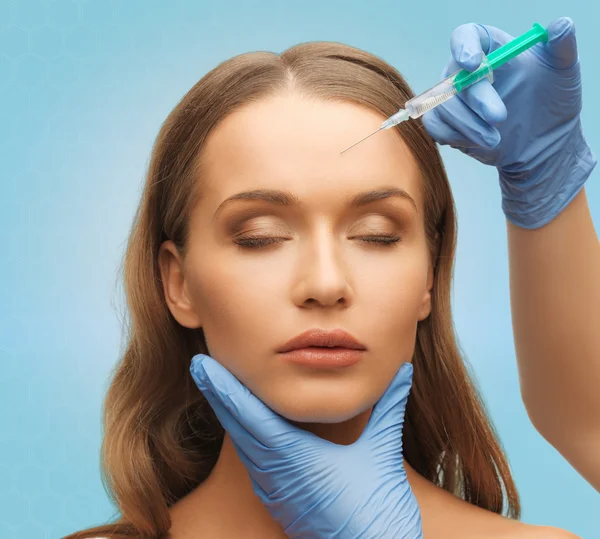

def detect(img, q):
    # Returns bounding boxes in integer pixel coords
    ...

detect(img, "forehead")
[197,93,423,211]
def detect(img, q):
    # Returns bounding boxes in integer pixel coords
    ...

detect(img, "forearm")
[507,186,600,486]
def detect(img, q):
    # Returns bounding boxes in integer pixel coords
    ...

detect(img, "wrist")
[498,122,597,229]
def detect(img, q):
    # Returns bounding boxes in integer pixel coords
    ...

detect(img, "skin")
[159,92,578,538]
[507,189,600,492]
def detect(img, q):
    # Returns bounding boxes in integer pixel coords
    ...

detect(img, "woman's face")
[160,92,433,425]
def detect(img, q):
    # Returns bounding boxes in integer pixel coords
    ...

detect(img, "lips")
[277,328,367,353]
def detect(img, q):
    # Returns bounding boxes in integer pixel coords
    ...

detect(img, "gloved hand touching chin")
[190,353,423,539]
[422,17,597,230]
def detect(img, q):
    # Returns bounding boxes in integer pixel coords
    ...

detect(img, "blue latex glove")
[422,17,597,229]
[190,353,422,539]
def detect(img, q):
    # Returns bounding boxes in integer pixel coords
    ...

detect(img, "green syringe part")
[340,22,551,154]
[453,22,548,92]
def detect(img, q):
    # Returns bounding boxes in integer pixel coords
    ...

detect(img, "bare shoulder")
[520,525,581,539]
[491,516,581,539]
[407,465,582,539]
[482,516,580,539]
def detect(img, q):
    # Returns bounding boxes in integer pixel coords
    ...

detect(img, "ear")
[417,260,434,322]
[158,240,203,329]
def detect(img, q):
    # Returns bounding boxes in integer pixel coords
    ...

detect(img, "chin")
[269,390,374,424]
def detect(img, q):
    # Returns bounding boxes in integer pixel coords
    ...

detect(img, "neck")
[201,409,375,533]
[169,410,510,539]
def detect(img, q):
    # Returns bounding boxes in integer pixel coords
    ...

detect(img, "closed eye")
[233,233,402,249]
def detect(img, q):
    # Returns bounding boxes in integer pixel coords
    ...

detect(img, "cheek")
[186,262,277,362]
[359,253,429,357]
[362,250,430,315]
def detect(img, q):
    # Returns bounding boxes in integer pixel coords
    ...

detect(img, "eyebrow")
[212,186,418,222]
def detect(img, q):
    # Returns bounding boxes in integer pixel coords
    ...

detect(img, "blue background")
[0,1,598,538]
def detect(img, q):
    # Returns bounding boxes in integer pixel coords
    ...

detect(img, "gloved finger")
[459,78,507,126]
[422,109,476,148]
[543,17,578,70]
[442,47,507,126]
[190,353,312,451]
[196,383,279,490]
[450,23,516,70]
[435,94,501,149]
[192,379,261,464]
[361,362,413,443]
[450,23,492,71]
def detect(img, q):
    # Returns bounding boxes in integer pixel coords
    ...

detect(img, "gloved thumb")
[190,353,305,453]
[544,17,578,70]
[361,362,414,443]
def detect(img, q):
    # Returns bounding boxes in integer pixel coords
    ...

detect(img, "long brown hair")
[65,41,519,539]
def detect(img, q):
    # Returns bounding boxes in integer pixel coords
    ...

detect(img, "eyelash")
[233,233,402,249]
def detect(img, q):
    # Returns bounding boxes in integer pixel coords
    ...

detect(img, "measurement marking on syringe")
[413,91,456,115]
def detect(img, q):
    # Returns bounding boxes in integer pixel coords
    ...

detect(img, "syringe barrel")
[404,77,458,118]
[405,52,493,118]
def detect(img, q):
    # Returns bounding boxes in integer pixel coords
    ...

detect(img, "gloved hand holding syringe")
[341,22,549,154]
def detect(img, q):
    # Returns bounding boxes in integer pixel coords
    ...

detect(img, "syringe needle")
[340,126,384,154]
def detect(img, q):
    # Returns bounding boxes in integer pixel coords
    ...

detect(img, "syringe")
[340,22,548,154]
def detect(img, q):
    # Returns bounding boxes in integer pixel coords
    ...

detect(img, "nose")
[292,230,354,308]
